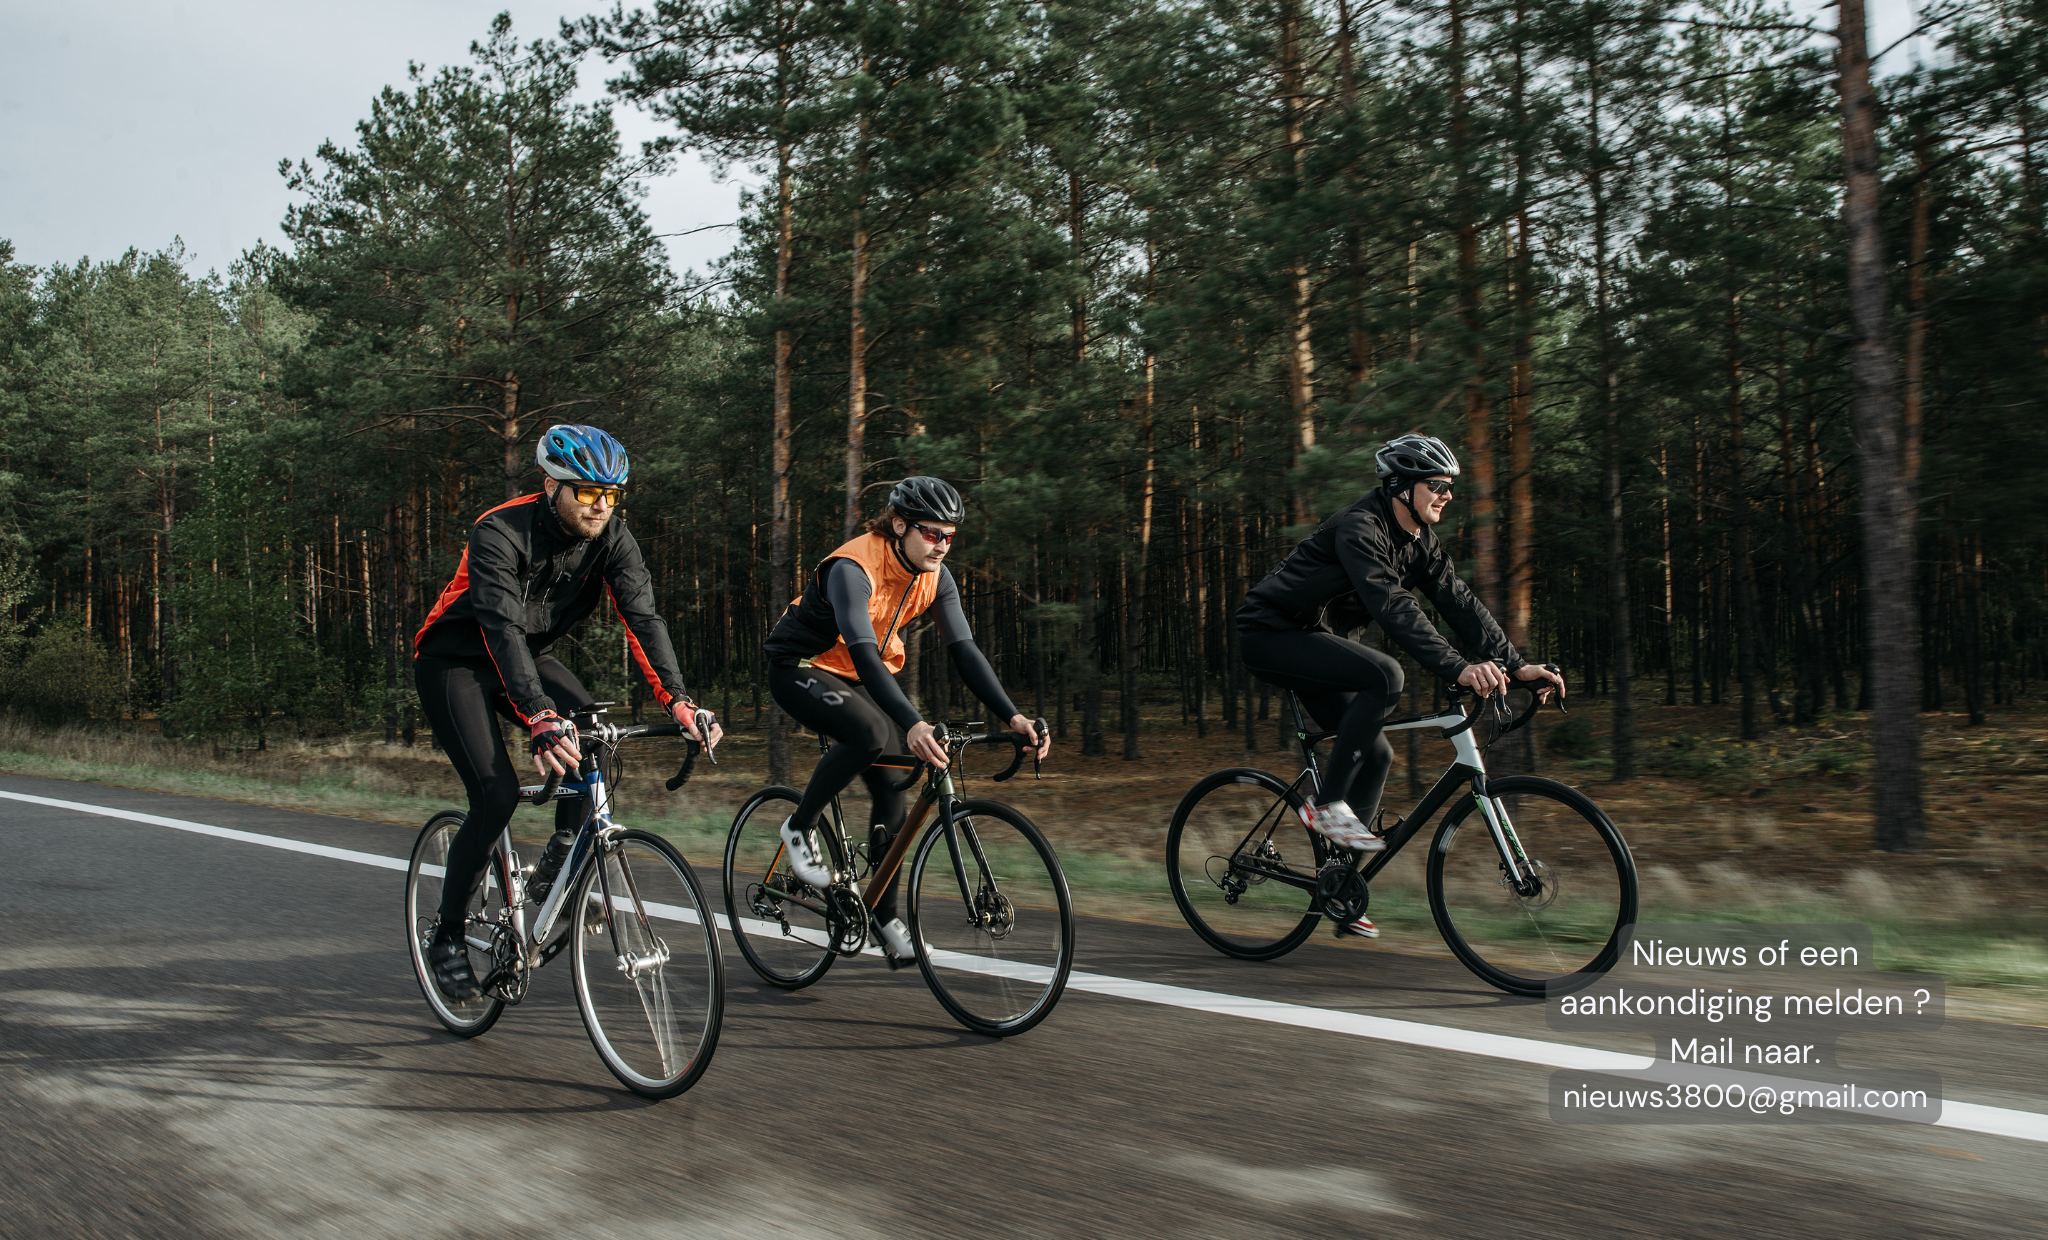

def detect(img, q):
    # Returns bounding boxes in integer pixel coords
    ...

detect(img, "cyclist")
[1235,432,1563,937]
[412,424,720,1002]
[763,476,1050,963]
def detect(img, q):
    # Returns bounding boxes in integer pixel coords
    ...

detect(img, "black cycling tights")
[1239,630,1405,817]
[768,663,910,922]
[417,654,592,931]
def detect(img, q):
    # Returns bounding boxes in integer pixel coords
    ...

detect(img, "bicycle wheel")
[1165,768,1325,961]
[404,810,507,1037]
[908,799,1074,1037]
[1427,775,1638,998]
[570,829,724,1099]
[722,787,836,989]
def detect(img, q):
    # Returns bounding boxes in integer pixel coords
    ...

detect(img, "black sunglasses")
[1418,479,1455,496]
[909,521,957,545]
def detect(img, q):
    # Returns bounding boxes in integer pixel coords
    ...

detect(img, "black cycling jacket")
[414,492,691,724]
[1235,488,1522,683]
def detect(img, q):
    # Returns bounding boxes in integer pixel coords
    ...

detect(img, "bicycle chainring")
[1314,865,1370,926]
[824,886,869,956]
[487,922,529,1004]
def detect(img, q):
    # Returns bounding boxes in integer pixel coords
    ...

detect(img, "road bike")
[1166,671,1637,997]
[723,720,1073,1037]
[404,704,725,1099]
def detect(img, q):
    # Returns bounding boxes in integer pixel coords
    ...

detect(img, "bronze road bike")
[723,720,1074,1037]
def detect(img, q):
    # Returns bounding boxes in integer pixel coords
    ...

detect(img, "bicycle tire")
[1427,775,1638,998]
[908,799,1074,1037]
[1165,768,1324,961]
[570,829,724,1099]
[722,786,836,990]
[404,810,507,1037]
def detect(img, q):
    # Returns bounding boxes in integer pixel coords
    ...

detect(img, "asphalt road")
[4,771,2045,1240]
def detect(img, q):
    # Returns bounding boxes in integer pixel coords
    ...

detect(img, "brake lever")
[664,708,719,791]
[1032,716,1048,779]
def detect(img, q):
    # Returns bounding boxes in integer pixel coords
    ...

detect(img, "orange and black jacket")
[414,493,690,724]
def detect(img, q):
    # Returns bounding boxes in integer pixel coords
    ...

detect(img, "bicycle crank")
[1314,865,1370,926]
[487,922,531,1004]
[824,886,869,956]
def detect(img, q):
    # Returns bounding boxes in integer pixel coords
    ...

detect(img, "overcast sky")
[1,0,1921,283]
[0,0,745,278]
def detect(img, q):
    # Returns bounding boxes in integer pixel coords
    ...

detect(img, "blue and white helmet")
[536,424,629,486]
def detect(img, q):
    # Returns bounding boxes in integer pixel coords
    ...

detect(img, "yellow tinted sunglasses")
[569,484,624,507]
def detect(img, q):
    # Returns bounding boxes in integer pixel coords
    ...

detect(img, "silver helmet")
[1374,433,1460,484]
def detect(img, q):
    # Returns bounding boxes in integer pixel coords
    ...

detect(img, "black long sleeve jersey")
[414,492,691,724]
[1235,487,1523,683]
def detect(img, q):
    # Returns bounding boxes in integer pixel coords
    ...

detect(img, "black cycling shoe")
[428,929,484,1002]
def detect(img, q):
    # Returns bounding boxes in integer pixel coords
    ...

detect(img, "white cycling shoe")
[1336,915,1380,939]
[876,918,919,962]
[1301,800,1386,853]
[778,818,835,888]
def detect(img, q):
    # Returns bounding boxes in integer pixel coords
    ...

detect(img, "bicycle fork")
[1468,776,1543,898]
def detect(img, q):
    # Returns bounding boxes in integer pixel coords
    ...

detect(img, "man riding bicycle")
[1236,432,1564,937]
[762,476,1051,963]
[413,424,720,1001]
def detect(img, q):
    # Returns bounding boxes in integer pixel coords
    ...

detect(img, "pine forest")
[4,0,2046,855]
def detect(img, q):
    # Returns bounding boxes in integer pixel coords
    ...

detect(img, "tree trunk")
[1505,4,1536,652]
[768,126,796,787]
[1280,0,1317,531]
[1078,550,1105,757]
[843,192,869,539]
[1451,0,1498,612]
[1839,0,1922,850]
[1588,44,1633,779]
[1123,380,1154,760]
[1728,295,1761,739]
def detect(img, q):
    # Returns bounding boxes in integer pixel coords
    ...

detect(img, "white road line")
[8,785,2045,1145]
[1,788,410,872]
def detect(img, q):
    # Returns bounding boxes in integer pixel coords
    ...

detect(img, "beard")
[554,490,614,537]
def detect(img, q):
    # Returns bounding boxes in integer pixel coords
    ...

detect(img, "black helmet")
[887,476,965,524]
[1374,433,1460,483]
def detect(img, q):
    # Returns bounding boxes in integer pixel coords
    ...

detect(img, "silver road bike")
[405,705,724,1098]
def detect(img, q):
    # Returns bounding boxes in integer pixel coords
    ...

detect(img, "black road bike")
[1167,673,1637,997]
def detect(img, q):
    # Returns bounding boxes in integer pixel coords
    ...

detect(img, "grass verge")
[4,715,2042,1024]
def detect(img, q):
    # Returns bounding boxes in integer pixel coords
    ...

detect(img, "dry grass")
[5,696,2045,1021]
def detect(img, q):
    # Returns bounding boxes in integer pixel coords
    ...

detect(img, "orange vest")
[797,533,940,680]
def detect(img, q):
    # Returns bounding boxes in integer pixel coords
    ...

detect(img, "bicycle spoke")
[723,788,838,988]
[1166,769,1323,960]
[911,801,1073,1037]
[1429,777,1637,997]
[404,811,507,1036]
[572,832,722,1098]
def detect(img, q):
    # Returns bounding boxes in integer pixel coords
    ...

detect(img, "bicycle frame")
[766,728,1027,943]
[479,736,662,979]
[1253,694,1546,901]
